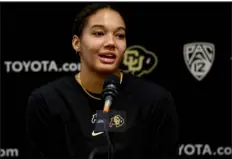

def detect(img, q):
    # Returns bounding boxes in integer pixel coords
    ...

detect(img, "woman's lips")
[98,54,116,64]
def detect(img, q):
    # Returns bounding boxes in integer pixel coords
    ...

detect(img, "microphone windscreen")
[103,74,120,89]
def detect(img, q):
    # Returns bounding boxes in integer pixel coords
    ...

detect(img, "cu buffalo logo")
[183,42,215,81]
[122,45,158,77]
[109,115,124,128]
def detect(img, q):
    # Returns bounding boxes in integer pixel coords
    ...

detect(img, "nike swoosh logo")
[92,131,104,136]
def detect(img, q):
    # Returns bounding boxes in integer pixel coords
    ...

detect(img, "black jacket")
[25,72,179,159]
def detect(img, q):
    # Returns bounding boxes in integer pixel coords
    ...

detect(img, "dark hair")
[72,3,124,37]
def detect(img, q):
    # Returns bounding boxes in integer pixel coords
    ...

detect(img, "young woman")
[26,3,179,159]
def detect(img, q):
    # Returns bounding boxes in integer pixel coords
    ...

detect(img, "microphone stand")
[88,113,115,159]
[104,130,114,159]
[103,112,114,159]
[88,148,99,159]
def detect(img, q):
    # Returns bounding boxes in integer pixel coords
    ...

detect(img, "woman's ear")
[72,35,81,53]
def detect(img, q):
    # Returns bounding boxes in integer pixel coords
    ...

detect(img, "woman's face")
[73,8,127,74]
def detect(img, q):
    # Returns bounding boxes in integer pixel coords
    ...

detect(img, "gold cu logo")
[122,45,158,77]
[109,115,124,128]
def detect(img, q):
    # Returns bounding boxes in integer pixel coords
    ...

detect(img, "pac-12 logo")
[122,45,158,77]
[183,42,215,81]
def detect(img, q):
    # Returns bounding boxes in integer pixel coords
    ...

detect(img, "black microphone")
[102,74,120,113]
[98,74,120,159]
[91,73,125,159]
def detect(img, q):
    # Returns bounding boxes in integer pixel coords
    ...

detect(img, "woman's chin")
[95,65,118,74]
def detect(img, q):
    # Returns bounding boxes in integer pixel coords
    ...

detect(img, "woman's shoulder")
[30,75,76,98]
[27,76,79,115]
[123,72,170,100]
[123,73,175,118]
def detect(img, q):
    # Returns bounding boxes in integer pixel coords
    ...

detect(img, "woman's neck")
[76,67,121,94]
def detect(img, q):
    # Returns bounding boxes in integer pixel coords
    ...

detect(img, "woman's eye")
[92,31,104,37]
[116,34,125,39]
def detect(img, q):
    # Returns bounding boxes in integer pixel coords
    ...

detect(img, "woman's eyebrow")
[91,24,126,32]
[115,27,126,32]
[91,24,105,29]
